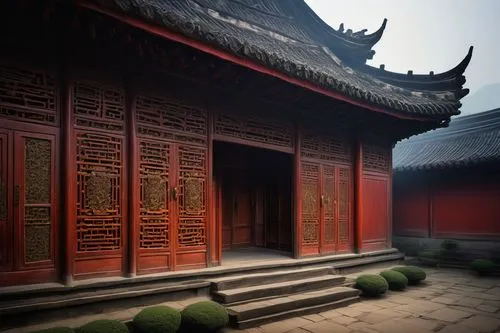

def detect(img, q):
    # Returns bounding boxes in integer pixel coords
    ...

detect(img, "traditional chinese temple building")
[0,0,472,288]
[393,108,500,255]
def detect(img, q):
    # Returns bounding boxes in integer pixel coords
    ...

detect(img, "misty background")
[305,0,500,116]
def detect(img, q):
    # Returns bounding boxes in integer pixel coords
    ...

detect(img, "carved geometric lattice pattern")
[301,131,352,163]
[177,145,207,248]
[73,81,125,132]
[301,163,319,245]
[139,140,170,249]
[136,94,207,145]
[322,166,336,244]
[0,64,57,125]
[24,138,52,262]
[363,144,390,173]
[338,168,350,241]
[215,111,293,149]
[76,132,122,252]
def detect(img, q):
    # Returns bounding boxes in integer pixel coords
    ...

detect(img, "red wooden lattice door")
[0,129,58,281]
[301,162,352,256]
[135,92,208,273]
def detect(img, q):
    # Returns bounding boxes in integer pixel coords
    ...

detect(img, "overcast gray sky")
[305,0,500,96]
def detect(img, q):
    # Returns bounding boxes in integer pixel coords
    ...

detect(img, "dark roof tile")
[393,108,500,171]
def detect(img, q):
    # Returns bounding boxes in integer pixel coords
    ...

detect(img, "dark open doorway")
[214,142,293,256]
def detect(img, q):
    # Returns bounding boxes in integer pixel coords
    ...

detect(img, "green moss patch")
[181,301,228,333]
[380,270,408,291]
[391,266,426,285]
[470,259,498,276]
[133,305,181,333]
[354,274,388,297]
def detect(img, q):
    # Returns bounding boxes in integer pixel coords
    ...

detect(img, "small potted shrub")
[470,259,497,276]
[391,266,426,285]
[354,274,388,297]
[133,305,181,333]
[380,270,408,291]
[78,320,128,333]
[33,328,74,333]
[181,301,229,333]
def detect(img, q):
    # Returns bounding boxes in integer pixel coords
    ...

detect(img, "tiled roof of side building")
[84,0,472,120]
[393,108,500,171]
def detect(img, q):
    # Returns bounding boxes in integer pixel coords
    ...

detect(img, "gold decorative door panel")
[1,131,57,273]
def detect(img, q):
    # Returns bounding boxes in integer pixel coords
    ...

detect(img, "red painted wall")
[393,183,429,237]
[393,166,500,240]
[433,181,500,238]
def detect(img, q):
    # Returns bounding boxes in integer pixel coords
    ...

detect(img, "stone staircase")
[210,266,360,329]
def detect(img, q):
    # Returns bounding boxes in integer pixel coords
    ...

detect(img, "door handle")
[13,185,20,206]
[171,187,178,201]
[320,195,324,207]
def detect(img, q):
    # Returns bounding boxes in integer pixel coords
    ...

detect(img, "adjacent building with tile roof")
[393,109,500,255]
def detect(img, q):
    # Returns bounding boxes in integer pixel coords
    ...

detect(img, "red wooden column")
[62,71,76,285]
[387,146,393,249]
[293,122,302,258]
[207,107,217,266]
[126,85,138,277]
[354,139,364,253]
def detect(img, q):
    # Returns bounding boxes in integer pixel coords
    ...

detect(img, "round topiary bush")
[391,266,426,285]
[354,274,388,297]
[34,328,75,333]
[78,320,128,333]
[379,270,408,291]
[133,305,181,333]
[470,259,497,276]
[181,301,228,333]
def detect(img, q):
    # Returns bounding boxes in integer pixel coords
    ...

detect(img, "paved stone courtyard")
[223,267,500,333]
[4,267,500,333]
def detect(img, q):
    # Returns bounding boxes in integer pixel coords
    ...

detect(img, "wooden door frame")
[0,122,60,286]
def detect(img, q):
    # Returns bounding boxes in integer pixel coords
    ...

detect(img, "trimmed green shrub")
[354,274,388,297]
[133,305,181,333]
[33,328,74,333]
[181,301,228,333]
[391,266,426,285]
[470,259,497,276]
[380,270,408,291]
[78,320,128,333]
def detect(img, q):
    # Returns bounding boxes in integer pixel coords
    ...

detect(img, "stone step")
[210,266,333,291]
[214,275,345,304]
[227,286,360,329]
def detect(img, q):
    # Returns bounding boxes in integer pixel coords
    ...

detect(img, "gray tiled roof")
[393,108,500,171]
[89,0,472,119]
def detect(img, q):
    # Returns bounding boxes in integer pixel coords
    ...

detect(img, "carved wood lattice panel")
[363,144,390,174]
[322,166,336,244]
[338,167,350,241]
[215,111,293,149]
[301,163,319,245]
[24,138,52,263]
[177,145,207,248]
[301,131,351,164]
[139,140,170,249]
[0,64,58,125]
[73,81,125,132]
[76,132,122,252]
[135,94,207,145]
